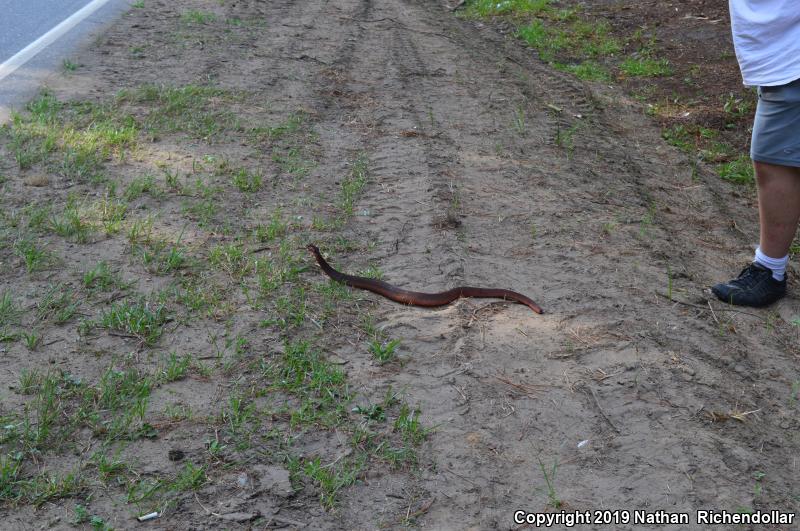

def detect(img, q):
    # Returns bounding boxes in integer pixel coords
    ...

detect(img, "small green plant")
[172,462,206,491]
[753,470,766,497]
[62,59,79,72]
[253,209,287,241]
[37,283,79,324]
[620,56,672,77]
[22,331,41,351]
[338,154,369,217]
[0,291,20,328]
[369,338,400,364]
[125,174,161,200]
[464,0,551,17]
[83,261,126,293]
[538,457,562,508]
[394,403,429,446]
[14,237,52,273]
[564,61,611,81]
[303,456,361,509]
[722,92,753,118]
[231,168,263,193]
[132,0,144,7]
[159,352,191,382]
[209,242,249,276]
[99,300,169,345]
[513,105,526,135]
[181,10,216,24]
[718,155,754,185]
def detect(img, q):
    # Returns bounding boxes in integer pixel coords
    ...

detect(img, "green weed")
[464,0,551,17]
[14,237,53,273]
[37,283,79,324]
[718,155,754,185]
[98,300,169,345]
[181,10,216,24]
[369,339,400,364]
[620,56,672,77]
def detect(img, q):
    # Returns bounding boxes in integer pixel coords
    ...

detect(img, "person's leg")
[755,161,800,258]
[712,78,800,307]
[710,160,798,307]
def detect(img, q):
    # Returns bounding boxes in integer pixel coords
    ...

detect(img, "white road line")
[0,0,114,83]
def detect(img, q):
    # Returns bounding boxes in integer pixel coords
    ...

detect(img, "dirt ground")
[1,0,799,529]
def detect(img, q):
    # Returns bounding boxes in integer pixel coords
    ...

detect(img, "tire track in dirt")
[312,0,800,526]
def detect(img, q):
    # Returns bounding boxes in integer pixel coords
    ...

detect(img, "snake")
[307,245,543,314]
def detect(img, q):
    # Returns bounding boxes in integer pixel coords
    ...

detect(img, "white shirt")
[729,0,800,86]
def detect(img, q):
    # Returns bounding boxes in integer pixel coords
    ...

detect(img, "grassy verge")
[460,0,756,186]
[0,78,431,516]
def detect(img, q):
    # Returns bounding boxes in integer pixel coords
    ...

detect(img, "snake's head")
[306,244,321,257]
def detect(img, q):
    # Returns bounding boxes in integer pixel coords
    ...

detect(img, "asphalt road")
[0,0,129,121]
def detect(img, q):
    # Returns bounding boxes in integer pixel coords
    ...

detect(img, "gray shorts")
[751,77,800,167]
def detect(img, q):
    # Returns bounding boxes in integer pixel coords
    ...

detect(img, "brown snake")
[307,245,543,314]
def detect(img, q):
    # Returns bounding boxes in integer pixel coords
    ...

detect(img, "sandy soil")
[1,0,799,529]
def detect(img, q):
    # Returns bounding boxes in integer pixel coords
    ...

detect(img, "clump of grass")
[37,283,79,324]
[172,462,206,491]
[83,261,128,293]
[181,10,216,24]
[619,55,672,77]
[209,242,250,277]
[562,61,612,82]
[116,84,236,140]
[369,338,400,364]
[338,154,369,217]
[303,455,363,509]
[718,155,754,185]
[6,91,137,182]
[50,197,94,243]
[125,174,162,200]
[158,352,191,382]
[13,237,54,273]
[253,209,287,242]
[231,167,263,193]
[136,238,187,275]
[464,0,551,17]
[261,341,350,427]
[0,291,20,329]
[98,300,169,345]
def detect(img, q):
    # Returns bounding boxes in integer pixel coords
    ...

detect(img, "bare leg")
[755,161,800,257]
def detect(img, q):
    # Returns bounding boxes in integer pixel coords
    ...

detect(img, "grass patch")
[718,154,754,185]
[464,0,551,17]
[13,237,54,273]
[181,10,216,24]
[116,84,238,140]
[619,56,672,77]
[3,91,138,182]
[97,300,169,345]
[37,283,79,324]
[338,154,369,217]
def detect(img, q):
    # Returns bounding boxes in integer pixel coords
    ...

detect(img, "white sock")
[754,247,788,281]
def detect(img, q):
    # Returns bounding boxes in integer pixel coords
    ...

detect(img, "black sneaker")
[711,263,786,307]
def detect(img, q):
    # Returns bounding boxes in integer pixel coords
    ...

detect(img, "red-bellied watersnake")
[308,245,543,314]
